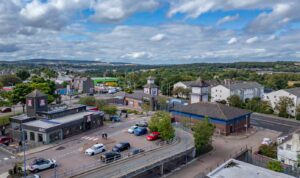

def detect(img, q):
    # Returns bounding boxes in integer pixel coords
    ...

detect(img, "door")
[230,125,233,133]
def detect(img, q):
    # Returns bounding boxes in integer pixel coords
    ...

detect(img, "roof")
[222,81,263,90]
[172,102,251,120]
[207,159,295,178]
[143,83,158,88]
[190,78,209,87]
[125,90,156,100]
[23,111,102,130]
[26,89,47,97]
[284,87,300,97]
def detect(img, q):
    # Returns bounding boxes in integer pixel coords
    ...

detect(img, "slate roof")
[172,102,251,120]
[143,83,158,88]
[26,89,47,97]
[125,90,156,100]
[190,78,209,87]
[223,82,263,90]
[284,87,300,97]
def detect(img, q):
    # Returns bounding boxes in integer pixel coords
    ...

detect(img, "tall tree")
[16,70,30,81]
[275,96,294,118]
[227,95,243,108]
[79,96,96,106]
[11,83,33,112]
[102,105,117,118]
[193,117,215,155]
[0,74,22,86]
[267,161,283,172]
[148,111,175,140]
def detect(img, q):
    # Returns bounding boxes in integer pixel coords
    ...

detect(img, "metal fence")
[47,136,181,178]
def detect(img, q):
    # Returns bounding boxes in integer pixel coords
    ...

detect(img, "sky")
[0,0,300,64]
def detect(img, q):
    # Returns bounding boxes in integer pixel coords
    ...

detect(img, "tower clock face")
[27,99,32,106]
[40,99,45,106]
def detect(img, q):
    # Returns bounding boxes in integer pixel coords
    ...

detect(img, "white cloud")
[91,0,159,22]
[150,33,165,41]
[121,51,153,59]
[246,36,258,44]
[168,0,300,33]
[217,14,239,25]
[227,37,238,44]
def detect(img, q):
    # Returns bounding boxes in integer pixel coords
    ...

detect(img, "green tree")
[11,83,33,112]
[227,95,243,108]
[79,96,96,106]
[158,114,175,141]
[43,68,58,79]
[267,161,283,172]
[16,70,30,81]
[95,99,107,110]
[141,102,151,115]
[193,117,215,155]
[102,105,117,118]
[275,96,294,118]
[157,96,168,110]
[296,105,300,120]
[258,144,277,158]
[148,112,161,132]
[0,74,22,86]
[173,87,185,98]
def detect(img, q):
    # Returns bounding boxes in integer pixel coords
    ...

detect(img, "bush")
[267,161,283,172]
[258,144,277,158]
[79,96,96,106]
[0,115,10,127]
[127,109,139,114]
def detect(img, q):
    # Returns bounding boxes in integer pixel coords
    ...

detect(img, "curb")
[253,113,300,123]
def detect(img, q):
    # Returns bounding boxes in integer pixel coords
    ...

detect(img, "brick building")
[170,102,251,135]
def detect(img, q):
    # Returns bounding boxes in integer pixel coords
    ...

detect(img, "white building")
[264,88,300,117]
[278,131,300,168]
[211,81,264,102]
[190,79,209,104]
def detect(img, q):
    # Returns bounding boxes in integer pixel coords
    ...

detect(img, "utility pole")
[21,125,27,177]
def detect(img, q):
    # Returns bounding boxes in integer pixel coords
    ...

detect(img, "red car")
[0,136,13,145]
[146,132,160,141]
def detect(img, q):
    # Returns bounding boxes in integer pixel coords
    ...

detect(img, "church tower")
[26,89,48,117]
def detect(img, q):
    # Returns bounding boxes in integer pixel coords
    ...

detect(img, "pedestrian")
[105,133,108,140]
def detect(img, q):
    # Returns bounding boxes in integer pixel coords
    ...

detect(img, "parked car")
[85,143,106,156]
[110,115,121,122]
[146,132,160,141]
[0,136,13,146]
[112,142,131,152]
[108,88,117,94]
[0,107,11,113]
[100,152,121,163]
[128,126,138,134]
[261,138,272,145]
[134,127,148,136]
[135,121,148,127]
[26,174,40,178]
[130,148,144,155]
[29,158,56,173]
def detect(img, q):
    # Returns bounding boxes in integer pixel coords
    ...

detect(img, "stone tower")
[26,89,48,117]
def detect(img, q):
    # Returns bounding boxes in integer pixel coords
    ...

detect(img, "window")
[38,134,43,142]
[30,132,35,141]
[286,144,291,150]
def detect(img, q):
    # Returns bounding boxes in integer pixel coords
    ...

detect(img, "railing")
[48,136,181,178]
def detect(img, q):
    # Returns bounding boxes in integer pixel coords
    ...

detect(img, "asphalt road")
[251,113,300,136]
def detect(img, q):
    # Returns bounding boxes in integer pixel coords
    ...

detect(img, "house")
[264,87,300,117]
[207,159,294,178]
[71,77,94,94]
[211,81,264,102]
[10,90,104,144]
[190,78,209,103]
[278,131,300,168]
[170,102,251,135]
[124,77,159,111]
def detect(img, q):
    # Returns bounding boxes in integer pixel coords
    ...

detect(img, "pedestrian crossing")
[0,156,16,163]
[81,136,99,141]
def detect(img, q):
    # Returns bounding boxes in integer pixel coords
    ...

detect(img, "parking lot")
[9,117,161,178]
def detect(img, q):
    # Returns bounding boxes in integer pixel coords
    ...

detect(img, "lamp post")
[21,124,27,177]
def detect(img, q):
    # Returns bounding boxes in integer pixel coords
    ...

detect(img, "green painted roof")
[92,77,118,83]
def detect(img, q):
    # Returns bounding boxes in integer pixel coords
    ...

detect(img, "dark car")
[0,136,13,146]
[100,152,121,163]
[110,115,121,122]
[135,121,148,127]
[112,142,130,152]
[130,148,144,155]
[134,127,148,136]
[0,107,11,113]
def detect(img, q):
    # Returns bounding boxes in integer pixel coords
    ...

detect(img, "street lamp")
[20,124,27,177]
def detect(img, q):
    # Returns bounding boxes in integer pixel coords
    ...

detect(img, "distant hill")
[0,59,133,65]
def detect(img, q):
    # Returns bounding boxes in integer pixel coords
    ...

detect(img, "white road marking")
[3,157,9,160]
[92,138,98,141]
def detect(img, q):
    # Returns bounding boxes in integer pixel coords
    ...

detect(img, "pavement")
[167,129,280,178]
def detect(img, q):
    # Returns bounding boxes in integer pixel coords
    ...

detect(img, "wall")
[211,85,230,102]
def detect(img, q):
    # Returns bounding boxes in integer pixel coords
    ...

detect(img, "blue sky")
[0,0,300,64]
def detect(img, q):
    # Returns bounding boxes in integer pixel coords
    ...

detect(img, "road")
[251,113,300,136]
[73,128,194,178]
